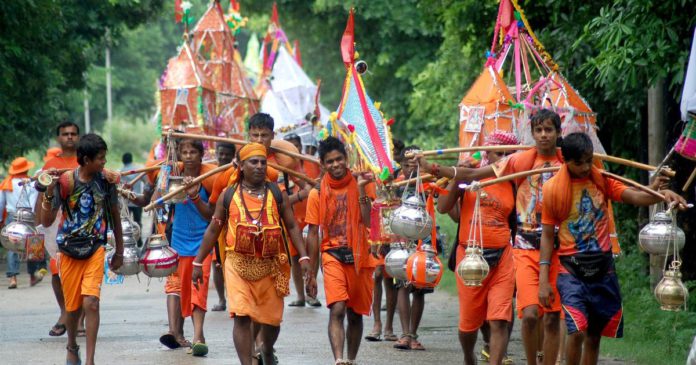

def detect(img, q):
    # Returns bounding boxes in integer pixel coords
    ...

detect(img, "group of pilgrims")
[14,108,687,365]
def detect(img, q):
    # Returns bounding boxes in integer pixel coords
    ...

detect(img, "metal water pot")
[456,245,490,286]
[406,243,442,288]
[638,211,685,255]
[389,195,432,241]
[120,216,141,242]
[140,234,179,278]
[167,176,187,204]
[654,265,689,311]
[108,244,141,276]
[0,208,38,253]
[384,242,411,280]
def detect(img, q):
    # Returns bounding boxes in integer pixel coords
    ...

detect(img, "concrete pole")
[105,27,113,140]
[83,88,90,133]
[647,78,666,290]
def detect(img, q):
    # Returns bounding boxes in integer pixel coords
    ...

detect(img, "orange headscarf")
[318,169,366,271]
[226,143,279,186]
[542,164,607,223]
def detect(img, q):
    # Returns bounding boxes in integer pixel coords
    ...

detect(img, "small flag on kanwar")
[174,0,183,23]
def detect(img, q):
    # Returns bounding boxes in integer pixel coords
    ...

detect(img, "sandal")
[288,300,306,307]
[307,297,322,307]
[383,333,398,341]
[66,344,81,365]
[364,331,382,341]
[159,333,180,349]
[76,329,86,338]
[190,342,208,357]
[393,334,411,350]
[211,303,226,311]
[479,347,490,362]
[8,277,17,289]
[410,338,425,351]
[49,323,67,337]
[502,355,514,364]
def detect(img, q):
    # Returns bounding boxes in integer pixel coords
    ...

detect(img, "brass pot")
[456,245,490,286]
[654,266,689,311]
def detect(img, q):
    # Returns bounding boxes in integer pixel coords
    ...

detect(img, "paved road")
[0,261,629,365]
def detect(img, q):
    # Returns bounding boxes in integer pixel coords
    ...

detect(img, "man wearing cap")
[192,142,315,365]
[1,157,41,288]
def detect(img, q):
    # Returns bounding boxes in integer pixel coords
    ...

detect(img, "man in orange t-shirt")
[283,133,322,308]
[438,132,518,365]
[539,133,686,365]
[38,121,80,339]
[413,109,564,365]
[306,137,376,365]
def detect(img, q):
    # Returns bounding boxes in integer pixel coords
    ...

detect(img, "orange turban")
[239,143,267,161]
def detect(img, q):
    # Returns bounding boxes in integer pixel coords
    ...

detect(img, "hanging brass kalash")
[653,207,689,311]
[105,198,142,276]
[456,190,490,286]
[401,166,442,288]
[0,180,41,254]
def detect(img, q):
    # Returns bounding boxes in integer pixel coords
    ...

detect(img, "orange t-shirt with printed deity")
[542,177,627,258]
[458,179,515,249]
[44,154,80,276]
[491,149,563,249]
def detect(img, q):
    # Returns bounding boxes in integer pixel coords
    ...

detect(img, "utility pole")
[84,87,91,133]
[105,27,113,140]
[647,78,666,290]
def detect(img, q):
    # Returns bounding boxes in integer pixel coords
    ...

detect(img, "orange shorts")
[512,248,561,318]
[457,245,515,332]
[322,253,374,316]
[50,257,59,276]
[164,255,212,318]
[58,247,106,312]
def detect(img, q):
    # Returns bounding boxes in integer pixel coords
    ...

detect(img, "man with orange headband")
[192,142,315,365]
[305,137,377,365]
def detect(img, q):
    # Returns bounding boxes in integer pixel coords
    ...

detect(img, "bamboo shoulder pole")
[268,161,318,186]
[120,165,161,176]
[164,132,319,164]
[392,174,435,187]
[406,146,674,176]
[143,162,233,211]
[470,167,560,189]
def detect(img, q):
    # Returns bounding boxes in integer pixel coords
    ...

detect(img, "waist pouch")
[482,247,506,268]
[234,224,283,258]
[519,230,559,250]
[325,246,354,265]
[59,236,103,260]
[559,252,613,282]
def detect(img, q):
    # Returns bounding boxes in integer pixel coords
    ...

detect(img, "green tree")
[0,0,163,162]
